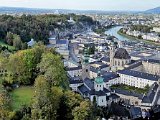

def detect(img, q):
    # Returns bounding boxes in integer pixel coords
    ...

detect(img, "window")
[102,99,103,102]
[118,61,120,66]
[122,61,124,66]
[115,61,117,65]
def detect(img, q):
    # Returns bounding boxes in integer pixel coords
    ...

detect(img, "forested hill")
[0,14,96,44]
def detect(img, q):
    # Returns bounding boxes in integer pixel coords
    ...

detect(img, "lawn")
[10,86,34,111]
[111,84,149,94]
[0,40,15,51]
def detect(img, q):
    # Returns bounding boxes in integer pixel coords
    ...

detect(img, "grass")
[111,84,149,94]
[117,30,160,46]
[0,40,15,51]
[10,86,34,111]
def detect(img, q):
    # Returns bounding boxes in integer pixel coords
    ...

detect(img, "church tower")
[82,46,90,80]
[93,69,107,107]
[94,70,104,91]
[110,42,116,67]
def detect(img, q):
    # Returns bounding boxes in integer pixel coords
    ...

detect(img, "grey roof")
[69,77,83,84]
[66,66,82,71]
[89,90,106,96]
[126,60,136,65]
[78,85,90,96]
[100,57,110,62]
[90,61,105,66]
[89,88,110,96]
[125,61,142,70]
[130,107,142,119]
[142,83,159,104]
[114,48,131,59]
[90,66,98,73]
[102,73,120,82]
[84,78,94,90]
[99,64,109,69]
[113,88,143,99]
[109,93,120,99]
[143,59,160,64]
[56,40,68,44]
[118,70,160,81]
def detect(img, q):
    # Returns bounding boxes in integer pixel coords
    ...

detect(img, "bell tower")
[110,42,116,67]
[82,46,90,80]
[94,70,104,91]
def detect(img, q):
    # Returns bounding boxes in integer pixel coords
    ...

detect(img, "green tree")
[32,75,63,120]
[38,52,68,89]
[31,75,52,120]
[6,32,13,45]
[13,34,22,50]
[72,100,91,120]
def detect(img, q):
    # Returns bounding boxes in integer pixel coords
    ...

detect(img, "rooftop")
[56,40,68,44]
[143,59,160,64]
[118,70,160,81]
[114,48,131,59]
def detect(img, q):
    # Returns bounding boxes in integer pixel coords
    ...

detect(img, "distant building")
[27,39,36,47]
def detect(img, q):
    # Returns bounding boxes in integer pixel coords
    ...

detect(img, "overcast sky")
[0,0,160,11]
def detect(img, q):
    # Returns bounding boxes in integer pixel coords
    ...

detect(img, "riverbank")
[118,29,160,46]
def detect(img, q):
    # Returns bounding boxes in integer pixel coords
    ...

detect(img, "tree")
[88,45,95,55]
[64,91,83,119]
[13,34,22,50]
[0,89,11,119]
[6,32,13,45]
[72,100,91,120]
[31,75,52,120]
[38,52,69,89]
[21,42,28,50]
[32,75,63,120]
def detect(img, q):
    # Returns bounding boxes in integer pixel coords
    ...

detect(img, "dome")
[95,76,104,84]
[114,48,131,59]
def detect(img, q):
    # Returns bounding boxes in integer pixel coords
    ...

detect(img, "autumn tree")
[0,89,11,119]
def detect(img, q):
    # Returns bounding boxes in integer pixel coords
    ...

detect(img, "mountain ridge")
[145,6,160,13]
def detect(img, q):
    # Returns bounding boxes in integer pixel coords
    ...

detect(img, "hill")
[145,6,160,14]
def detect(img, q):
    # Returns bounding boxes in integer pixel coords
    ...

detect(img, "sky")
[0,0,160,11]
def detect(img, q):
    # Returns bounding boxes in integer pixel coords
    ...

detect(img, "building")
[66,66,82,78]
[81,47,90,80]
[142,59,160,76]
[77,71,120,107]
[110,42,131,69]
[118,70,160,88]
[27,39,36,47]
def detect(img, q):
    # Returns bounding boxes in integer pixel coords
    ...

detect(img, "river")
[105,26,136,42]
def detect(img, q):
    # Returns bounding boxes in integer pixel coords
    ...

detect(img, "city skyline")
[0,0,160,11]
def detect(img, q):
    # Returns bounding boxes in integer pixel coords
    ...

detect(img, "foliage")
[111,84,150,94]
[0,88,12,119]
[38,52,68,89]
[72,100,91,120]
[31,75,56,120]
[10,86,34,111]
[130,25,153,33]
[0,14,95,44]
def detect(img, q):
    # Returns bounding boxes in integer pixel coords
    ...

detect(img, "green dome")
[95,76,104,84]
